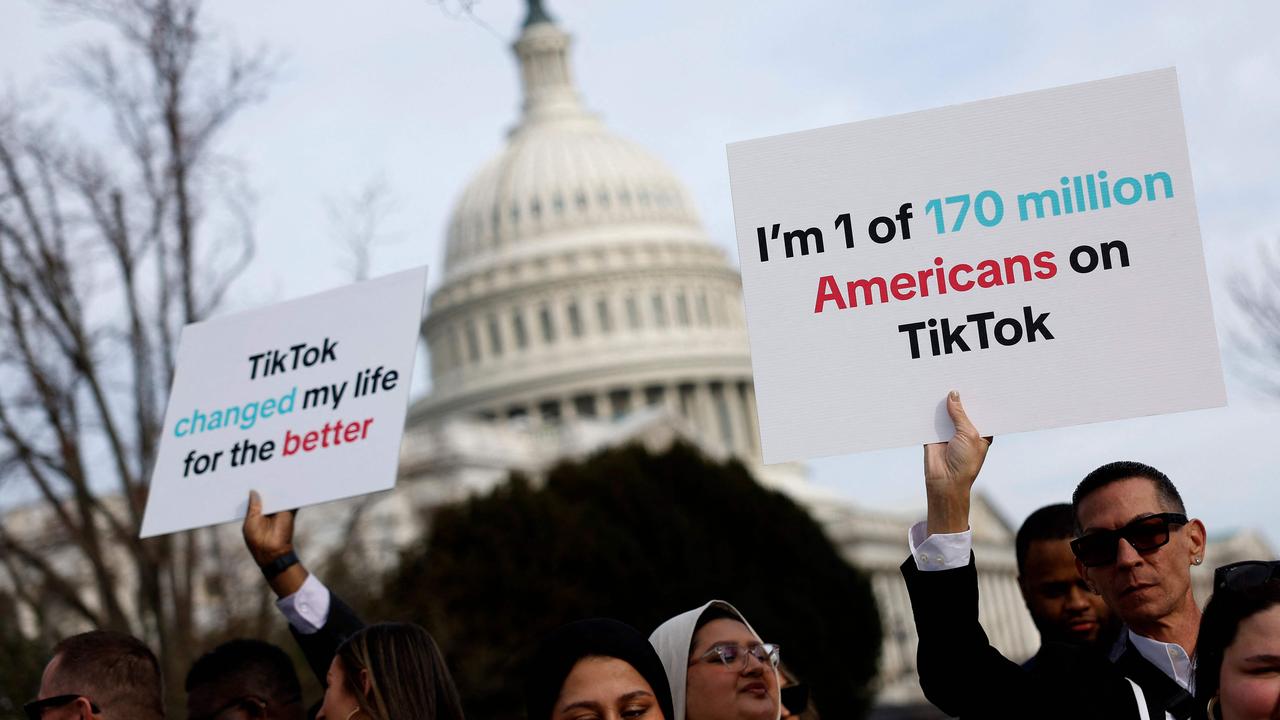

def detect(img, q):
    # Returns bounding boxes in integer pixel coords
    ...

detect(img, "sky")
[3,1,1279,549]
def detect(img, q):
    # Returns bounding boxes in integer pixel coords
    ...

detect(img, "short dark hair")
[1015,503,1075,574]
[1193,577,1280,703]
[47,630,163,720]
[185,638,302,708]
[1071,461,1185,531]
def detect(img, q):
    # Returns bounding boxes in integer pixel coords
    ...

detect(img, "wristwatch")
[260,550,299,580]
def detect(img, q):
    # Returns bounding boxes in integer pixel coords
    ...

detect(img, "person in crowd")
[1015,503,1120,664]
[649,601,781,720]
[241,491,464,720]
[314,623,464,720]
[185,638,305,720]
[525,618,674,720]
[1193,560,1280,720]
[25,630,164,720]
[902,391,1206,719]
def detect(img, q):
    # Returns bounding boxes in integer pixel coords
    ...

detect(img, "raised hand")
[923,391,992,534]
[242,489,296,567]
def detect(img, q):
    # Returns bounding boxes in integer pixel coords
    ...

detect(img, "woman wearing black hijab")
[526,619,676,720]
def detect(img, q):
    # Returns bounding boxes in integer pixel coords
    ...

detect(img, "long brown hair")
[336,622,465,720]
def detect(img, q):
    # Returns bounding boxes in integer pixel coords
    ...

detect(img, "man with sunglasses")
[899,392,1204,719]
[1070,459,1207,718]
[25,630,163,720]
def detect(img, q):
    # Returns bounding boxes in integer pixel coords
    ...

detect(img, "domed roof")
[442,14,701,275]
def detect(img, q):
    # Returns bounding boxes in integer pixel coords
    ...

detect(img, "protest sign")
[139,267,428,538]
[727,68,1225,464]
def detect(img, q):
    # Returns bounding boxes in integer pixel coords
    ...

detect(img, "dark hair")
[1071,461,1185,531]
[1015,503,1075,574]
[1194,580,1280,705]
[525,619,675,720]
[185,638,302,708]
[335,622,465,720]
[47,630,163,720]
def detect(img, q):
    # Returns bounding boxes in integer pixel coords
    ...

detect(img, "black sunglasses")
[1069,512,1188,568]
[23,694,100,720]
[1214,560,1280,594]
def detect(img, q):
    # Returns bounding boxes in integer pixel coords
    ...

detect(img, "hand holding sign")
[923,392,992,535]
[243,489,296,567]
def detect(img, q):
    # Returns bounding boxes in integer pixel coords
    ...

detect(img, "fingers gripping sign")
[923,391,993,535]
[242,489,297,566]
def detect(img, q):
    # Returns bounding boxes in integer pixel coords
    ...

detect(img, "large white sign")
[727,69,1225,463]
[140,267,428,538]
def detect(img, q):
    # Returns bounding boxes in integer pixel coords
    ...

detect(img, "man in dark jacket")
[902,392,1203,719]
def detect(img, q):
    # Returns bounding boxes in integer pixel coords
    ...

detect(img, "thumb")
[247,489,263,519]
[946,391,980,438]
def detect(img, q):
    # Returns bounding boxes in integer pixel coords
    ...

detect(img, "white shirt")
[906,521,1192,693]
[1127,630,1195,693]
[276,573,331,635]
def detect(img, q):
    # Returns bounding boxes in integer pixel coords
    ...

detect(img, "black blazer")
[900,555,1194,720]
[291,589,366,684]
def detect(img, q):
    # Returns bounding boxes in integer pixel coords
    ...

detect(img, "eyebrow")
[1244,654,1280,664]
[560,691,654,713]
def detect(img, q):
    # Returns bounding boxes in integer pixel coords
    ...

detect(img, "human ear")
[1185,519,1207,564]
[359,667,373,695]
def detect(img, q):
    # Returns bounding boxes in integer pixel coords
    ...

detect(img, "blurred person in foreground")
[185,638,305,720]
[902,391,1206,719]
[1193,560,1280,720]
[1016,503,1121,666]
[241,490,464,720]
[25,630,164,720]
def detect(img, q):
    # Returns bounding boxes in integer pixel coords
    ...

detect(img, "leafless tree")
[325,175,400,283]
[0,0,272,704]
[1229,237,1280,398]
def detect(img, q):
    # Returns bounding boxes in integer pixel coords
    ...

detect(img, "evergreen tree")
[376,442,882,719]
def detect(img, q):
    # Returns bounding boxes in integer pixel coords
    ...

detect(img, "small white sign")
[727,69,1225,463]
[139,267,428,538]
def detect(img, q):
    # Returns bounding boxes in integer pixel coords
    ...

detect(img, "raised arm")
[242,490,365,683]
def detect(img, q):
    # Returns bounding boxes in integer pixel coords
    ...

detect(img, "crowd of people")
[21,393,1280,720]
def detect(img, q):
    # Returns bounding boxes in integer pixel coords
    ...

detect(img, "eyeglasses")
[694,643,781,671]
[1214,560,1280,594]
[23,695,100,720]
[1069,513,1188,568]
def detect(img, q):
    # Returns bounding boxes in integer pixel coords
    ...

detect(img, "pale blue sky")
[4,1,1278,548]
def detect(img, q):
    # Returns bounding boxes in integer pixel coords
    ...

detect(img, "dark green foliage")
[376,442,882,719]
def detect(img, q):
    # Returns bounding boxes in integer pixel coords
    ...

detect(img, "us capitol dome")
[410,1,761,465]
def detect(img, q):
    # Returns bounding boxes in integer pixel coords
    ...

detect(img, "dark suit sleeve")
[290,588,366,684]
[900,554,1044,718]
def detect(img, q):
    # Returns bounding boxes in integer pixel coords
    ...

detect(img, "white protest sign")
[139,267,428,538]
[727,69,1225,464]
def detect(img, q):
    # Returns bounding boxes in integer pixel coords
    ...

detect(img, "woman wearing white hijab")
[649,600,782,720]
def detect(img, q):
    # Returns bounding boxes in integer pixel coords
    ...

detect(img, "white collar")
[1127,629,1195,692]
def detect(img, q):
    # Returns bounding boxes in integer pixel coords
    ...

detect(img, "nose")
[1114,537,1144,570]
[1066,584,1091,611]
[741,650,766,676]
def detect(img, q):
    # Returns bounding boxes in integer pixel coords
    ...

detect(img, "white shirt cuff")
[907,520,973,571]
[275,573,330,635]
